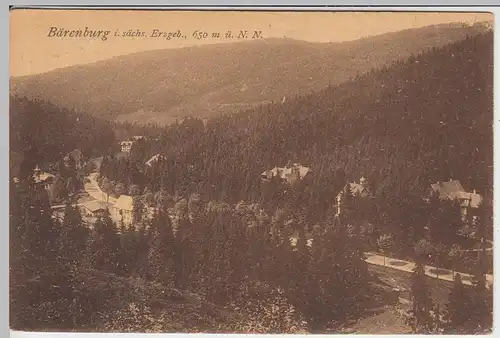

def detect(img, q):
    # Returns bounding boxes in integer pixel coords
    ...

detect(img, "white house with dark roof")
[335,176,373,216]
[261,162,312,185]
[120,140,134,153]
[33,165,55,189]
[145,154,166,167]
[120,136,147,153]
[429,179,483,222]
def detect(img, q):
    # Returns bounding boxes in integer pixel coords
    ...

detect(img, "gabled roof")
[261,163,311,182]
[33,169,55,184]
[114,195,134,212]
[83,200,108,213]
[430,180,465,198]
[337,178,372,199]
[145,154,166,167]
[430,180,482,208]
[349,182,369,197]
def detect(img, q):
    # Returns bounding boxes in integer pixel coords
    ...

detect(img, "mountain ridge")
[10,22,491,125]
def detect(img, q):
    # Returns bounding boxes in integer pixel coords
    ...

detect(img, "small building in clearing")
[145,154,166,167]
[335,176,373,216]
[110,195,134,225]
[429,179,483,222]
[82,200,108,218]
[261,162,312,185]
[33,165,55,190]
[120,136,146,153]
[120,140,135,153]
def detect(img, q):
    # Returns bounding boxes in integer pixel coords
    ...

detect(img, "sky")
[10,10,493,77]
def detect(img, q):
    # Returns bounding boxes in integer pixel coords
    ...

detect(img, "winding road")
[364,252,493,289]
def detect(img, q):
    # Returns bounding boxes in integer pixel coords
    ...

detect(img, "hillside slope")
[9,96,117,177]
[133,31,493,206]
[10,22,490,124]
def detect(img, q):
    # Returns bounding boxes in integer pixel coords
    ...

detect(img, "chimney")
[473,189,477,194]
[449,178,453,182]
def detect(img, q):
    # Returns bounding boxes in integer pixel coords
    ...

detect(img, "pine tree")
[446,273,469,330]
[132,195,145,224]
[441,199,463,245]
[302,224,328,331]
[225,211,248,297]
[203,209,232,303]
[147,207,175,285]
[51,175,69,203]
[10,175,63,329]
[91,210,121,274]
[118,222,139,277]
[60,205,89,265]
[410,262,433,333]
[173,217,195,289]
[447,244,463,276]
[303,215,368,332]
[53,204,90,327]
[288,226,309,301]
[470,252,492,330]
[134,221,151,279]
[472,252,487,291]
[377,233,394,266]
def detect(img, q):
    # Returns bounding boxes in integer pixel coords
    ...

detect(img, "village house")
[120,136,146,153]
[31,165,57,204]
[110,195,134,225]
[429,179,482,223]
[260,162,312,185]
[81,200,108,218]
[145,154,166,167]
[33,165,55,190]
[120,140,134,153]
[335,176,373,216]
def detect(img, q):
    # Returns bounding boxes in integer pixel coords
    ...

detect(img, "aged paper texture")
[9,9,493,334]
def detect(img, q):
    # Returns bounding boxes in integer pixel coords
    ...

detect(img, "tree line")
[98,32,492,227]
[10,167,371,332]
[10,167,492,333]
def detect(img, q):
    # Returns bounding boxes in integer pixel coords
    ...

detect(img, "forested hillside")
[10,22,490,124]
[9,96,117,177]
[110,31,493,207]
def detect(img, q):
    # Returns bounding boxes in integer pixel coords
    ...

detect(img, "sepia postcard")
[9,9,493,335]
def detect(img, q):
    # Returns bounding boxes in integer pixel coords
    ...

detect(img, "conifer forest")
[9,18,493,334]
